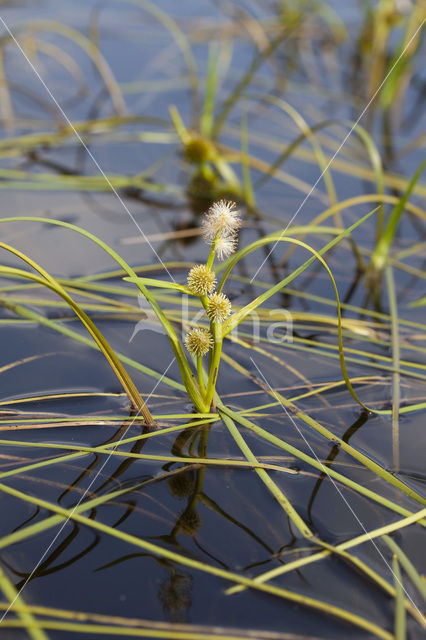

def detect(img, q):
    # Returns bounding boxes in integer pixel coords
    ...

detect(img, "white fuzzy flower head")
[214,234,236,261]
[202,200,240,241]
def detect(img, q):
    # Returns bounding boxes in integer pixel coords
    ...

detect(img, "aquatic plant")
[122,198,375,416]
[0,2,425,639]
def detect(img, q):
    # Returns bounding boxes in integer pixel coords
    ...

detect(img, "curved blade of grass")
[0,217,205,411]
[254,115,383,214]
[120,0,199,121]
[221,233,374,412]
[18,19,126,114]
[228,328,426,387]
[217,208,377,292]
[371,158,426,272]
[252,97,337,208]
[274,193,426,267]
[0,299,185,393]
[0,258,154,424]
[32,38,88,102]
[212,30,286,138]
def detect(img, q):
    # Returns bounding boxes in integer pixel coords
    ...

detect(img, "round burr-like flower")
[184,327,213,357]
[214,234,236,261]
[187,264,216,295]
[184,137,215,164]
[202,200,240,241]
[207,292,232,322]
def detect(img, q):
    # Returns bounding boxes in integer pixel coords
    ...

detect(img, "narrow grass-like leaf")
[384,536,426,602]
[0,217,205,411]
[220,405,426,510]
[219,409,312,538]
[0,565,48,640]
[371,159,426,271]
[0,258,154,424]
[393,555,406,640]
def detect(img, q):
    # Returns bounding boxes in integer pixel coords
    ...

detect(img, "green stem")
[204,320,222,410]
[197,355,206,395]
[206,241,216,270]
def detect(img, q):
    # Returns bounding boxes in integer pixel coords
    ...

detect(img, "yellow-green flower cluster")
[187,264,216,295]
[184,327,213,357]
[206,292,232,322]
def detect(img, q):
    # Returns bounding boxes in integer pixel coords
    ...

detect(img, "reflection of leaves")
[94,552,152,572]
[307,411,369,521]
[200,493,275,555]
[5,522,100,589]
[171,428,199,456]
[158,571,193,623]
[12,505,41,533]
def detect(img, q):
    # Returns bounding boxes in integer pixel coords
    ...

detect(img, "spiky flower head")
[202,200,240,241]
[184,327,213,357]
[207,292,232,322]
[214,234,236,261]
[187,264,216,296]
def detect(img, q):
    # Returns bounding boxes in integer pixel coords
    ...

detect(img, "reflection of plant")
[176,508,202,536]
[158,569,193,623]
[167,470,196,499]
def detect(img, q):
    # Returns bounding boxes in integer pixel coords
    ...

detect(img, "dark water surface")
[0,1,425,639]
